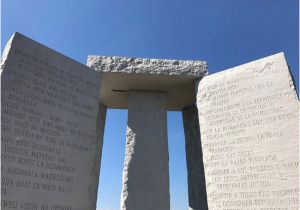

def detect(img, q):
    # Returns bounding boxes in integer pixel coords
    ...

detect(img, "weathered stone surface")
[121,91,170,210]
[182,105,208,210]
[87,56,207,76]
[87,56,208,110]
[1,33,104,210]
[196,53,299,210]
[94,104,107,204]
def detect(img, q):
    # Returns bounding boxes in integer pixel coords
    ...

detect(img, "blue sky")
[2,0,299,210]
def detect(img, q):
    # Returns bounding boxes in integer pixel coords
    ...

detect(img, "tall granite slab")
[196,53,299,210]
[1,33,105,210]
[182,105,208,210]
[121,91,170,210]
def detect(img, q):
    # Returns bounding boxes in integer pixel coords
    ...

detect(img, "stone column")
[121,91,170,210]
[93,104,107,205]
[182,105,208,210]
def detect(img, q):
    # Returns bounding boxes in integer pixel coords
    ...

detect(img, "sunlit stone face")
[196,53,299,210]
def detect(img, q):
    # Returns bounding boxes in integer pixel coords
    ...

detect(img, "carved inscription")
[197,53,299,210]
[1,34,101,210]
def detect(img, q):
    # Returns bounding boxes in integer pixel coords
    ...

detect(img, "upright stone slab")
[1,33,105,210]
[196,53,299,210]
[182,105,208,210]
[121,91,170,210]
[87,55,208,209]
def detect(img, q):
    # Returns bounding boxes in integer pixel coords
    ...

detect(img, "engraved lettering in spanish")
[1,33,103,210]
[1,32,298,210]
[196,53,299,210]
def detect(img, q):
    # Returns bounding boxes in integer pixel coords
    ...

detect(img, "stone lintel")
[87,56,208,110]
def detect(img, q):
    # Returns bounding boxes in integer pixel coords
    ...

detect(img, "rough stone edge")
[196,52,299,101]
[1,32,17,75]
[87,55,208,77]
[194,52,299,209]
[182,105,208,210]
[121,91,170,210]
[1,32,101,76]
[120,126,136,210]
[90,104,107,209]
[0,32,104,209]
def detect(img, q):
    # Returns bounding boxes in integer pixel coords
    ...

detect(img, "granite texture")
[121,91,170,210]
[87,56,208,110]
[92,104,107,207]
[182,105,208,210]
[1,32,103,210]
[87,55,207,77]
[196,53,299,210]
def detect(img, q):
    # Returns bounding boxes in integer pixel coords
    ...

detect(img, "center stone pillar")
[121,91,170,210]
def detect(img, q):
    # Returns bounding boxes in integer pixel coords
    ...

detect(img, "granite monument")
[1,32,298,210]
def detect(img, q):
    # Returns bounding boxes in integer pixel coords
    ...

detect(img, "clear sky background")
[1,1,299,210]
